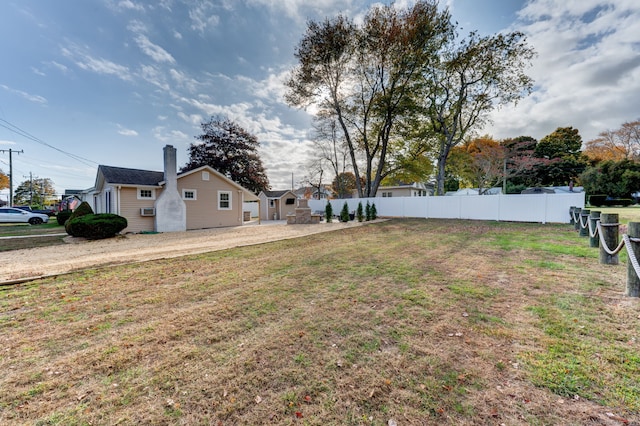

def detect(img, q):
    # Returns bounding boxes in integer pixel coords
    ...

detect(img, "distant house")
[446,187,503,196]
[375,182,431,198]
[90,145,259,233]
[293,185,333,200]
[258,190,297,220]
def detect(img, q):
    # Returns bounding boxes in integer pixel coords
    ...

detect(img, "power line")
[0,118,98,167]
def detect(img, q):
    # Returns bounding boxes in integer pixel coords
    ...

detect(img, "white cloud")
[0,140,17,145]
[135,35,176,64]
[484,0,640,143]
[61,44,133,81]
[153,126,190,143]
[0,84,47,105]
[188,1,220,34]
[116,124,139,136]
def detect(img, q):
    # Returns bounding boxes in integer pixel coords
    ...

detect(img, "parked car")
[13,205,57,216]
[0,207,50,225]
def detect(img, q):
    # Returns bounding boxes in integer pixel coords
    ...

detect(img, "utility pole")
[25,172,33,206]
[0,148,23,207]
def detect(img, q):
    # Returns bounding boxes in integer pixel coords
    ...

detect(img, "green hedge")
[66,214,128,240]
[588,194,607,207]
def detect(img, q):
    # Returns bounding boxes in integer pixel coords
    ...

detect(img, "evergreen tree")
[365,201,372,221]
[371,203,378,220]
[356,201,364,222]
[325,201,333,223]
[340,202,350,222]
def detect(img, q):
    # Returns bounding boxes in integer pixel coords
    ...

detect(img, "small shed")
[258,190,298,220]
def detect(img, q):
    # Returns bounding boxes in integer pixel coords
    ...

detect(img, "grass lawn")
[1,219,639,425]
[0,222,67,252]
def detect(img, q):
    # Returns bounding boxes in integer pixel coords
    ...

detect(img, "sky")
[0,0,639,201]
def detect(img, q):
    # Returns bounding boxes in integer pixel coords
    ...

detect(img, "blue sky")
[0,0,639,199]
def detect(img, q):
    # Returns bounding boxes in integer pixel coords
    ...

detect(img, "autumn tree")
[0,169,8,191]
[182,116,270,194]
[13,177,56,207]
[286,1,451,197]
[332,172,358,199]
[583,119,640,162]
[501,136,549,191]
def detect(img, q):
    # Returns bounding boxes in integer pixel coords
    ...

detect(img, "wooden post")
[589,210,600,248]
[626,222,640,297]
[569,206,576,225]
[579,209,590,237]
[573,207,582,231]
[599,213,619,265]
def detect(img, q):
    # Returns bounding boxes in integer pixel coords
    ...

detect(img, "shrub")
[340,202,350,222]
[602,198,632,207]
[325,201,333,223]
[371,203,378,220]
[66,214,128,240]
[365,201,371,221]
[56,210,73,226]
[65,201,94,234]
[589,194,607,207]
[356,202,364,222]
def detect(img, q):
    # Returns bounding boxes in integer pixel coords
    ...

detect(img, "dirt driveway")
[0,220,370,283]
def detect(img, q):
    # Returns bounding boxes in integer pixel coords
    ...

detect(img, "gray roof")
[263,190,292,198]
[99,165,164,186]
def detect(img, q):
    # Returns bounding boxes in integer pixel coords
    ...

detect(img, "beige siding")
[119,187,155,233]
[178,172,243,229]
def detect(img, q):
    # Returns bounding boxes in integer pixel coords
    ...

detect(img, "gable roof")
[262,190,294,198]
[174,165,259,202]
[98,165,164,186]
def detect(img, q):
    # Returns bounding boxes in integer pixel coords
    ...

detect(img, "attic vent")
[140,207,156,217]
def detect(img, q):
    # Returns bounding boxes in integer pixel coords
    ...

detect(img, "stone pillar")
[155,145,187,232]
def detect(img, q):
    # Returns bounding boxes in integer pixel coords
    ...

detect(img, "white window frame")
[218,191,232,210]
[202,171,210,181]
[137,188,156,200]
[182,189,197,201]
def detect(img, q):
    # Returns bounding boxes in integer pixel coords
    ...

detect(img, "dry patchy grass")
[1,219,639,425]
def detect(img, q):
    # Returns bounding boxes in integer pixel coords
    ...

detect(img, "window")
[218,191,232,210]
[269,199,275,208]
[285,198,295,205]
[182,189,197,200]
[382,192,392,197]
[202,171,210,181]
[138,188,156,200]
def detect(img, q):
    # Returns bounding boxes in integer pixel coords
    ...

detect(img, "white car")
[0,207,50,225]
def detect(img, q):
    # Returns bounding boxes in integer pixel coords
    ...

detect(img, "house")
[91,145,259,233]
[375,182,431,198]
[293,185,333,200]
[258,190,297,220]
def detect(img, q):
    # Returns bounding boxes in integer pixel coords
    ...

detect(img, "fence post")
[599,213,619,265]
[579,209,590,237]
[589,210,601,248]
[569,206,576,225]
[626,222,640,297]
[573,207,582,231]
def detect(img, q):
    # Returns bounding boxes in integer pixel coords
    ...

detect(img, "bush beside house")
[66,214,128,240]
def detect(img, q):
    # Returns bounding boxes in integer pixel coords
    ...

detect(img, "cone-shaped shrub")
[325,201,333,223]
[371,203,378,220]
[66,214,128,240]
[365,201,372,221]
[340,202,350,222]
[356,202,364,222]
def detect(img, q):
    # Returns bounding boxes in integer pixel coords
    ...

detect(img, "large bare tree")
[286,1,451,197]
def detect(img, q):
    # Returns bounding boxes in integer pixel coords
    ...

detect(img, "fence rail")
[308,192,585,224]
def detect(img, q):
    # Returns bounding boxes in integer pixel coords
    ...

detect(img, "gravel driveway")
[0,220,370,283]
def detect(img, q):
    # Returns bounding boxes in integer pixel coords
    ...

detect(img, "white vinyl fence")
[307,192,586,224]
